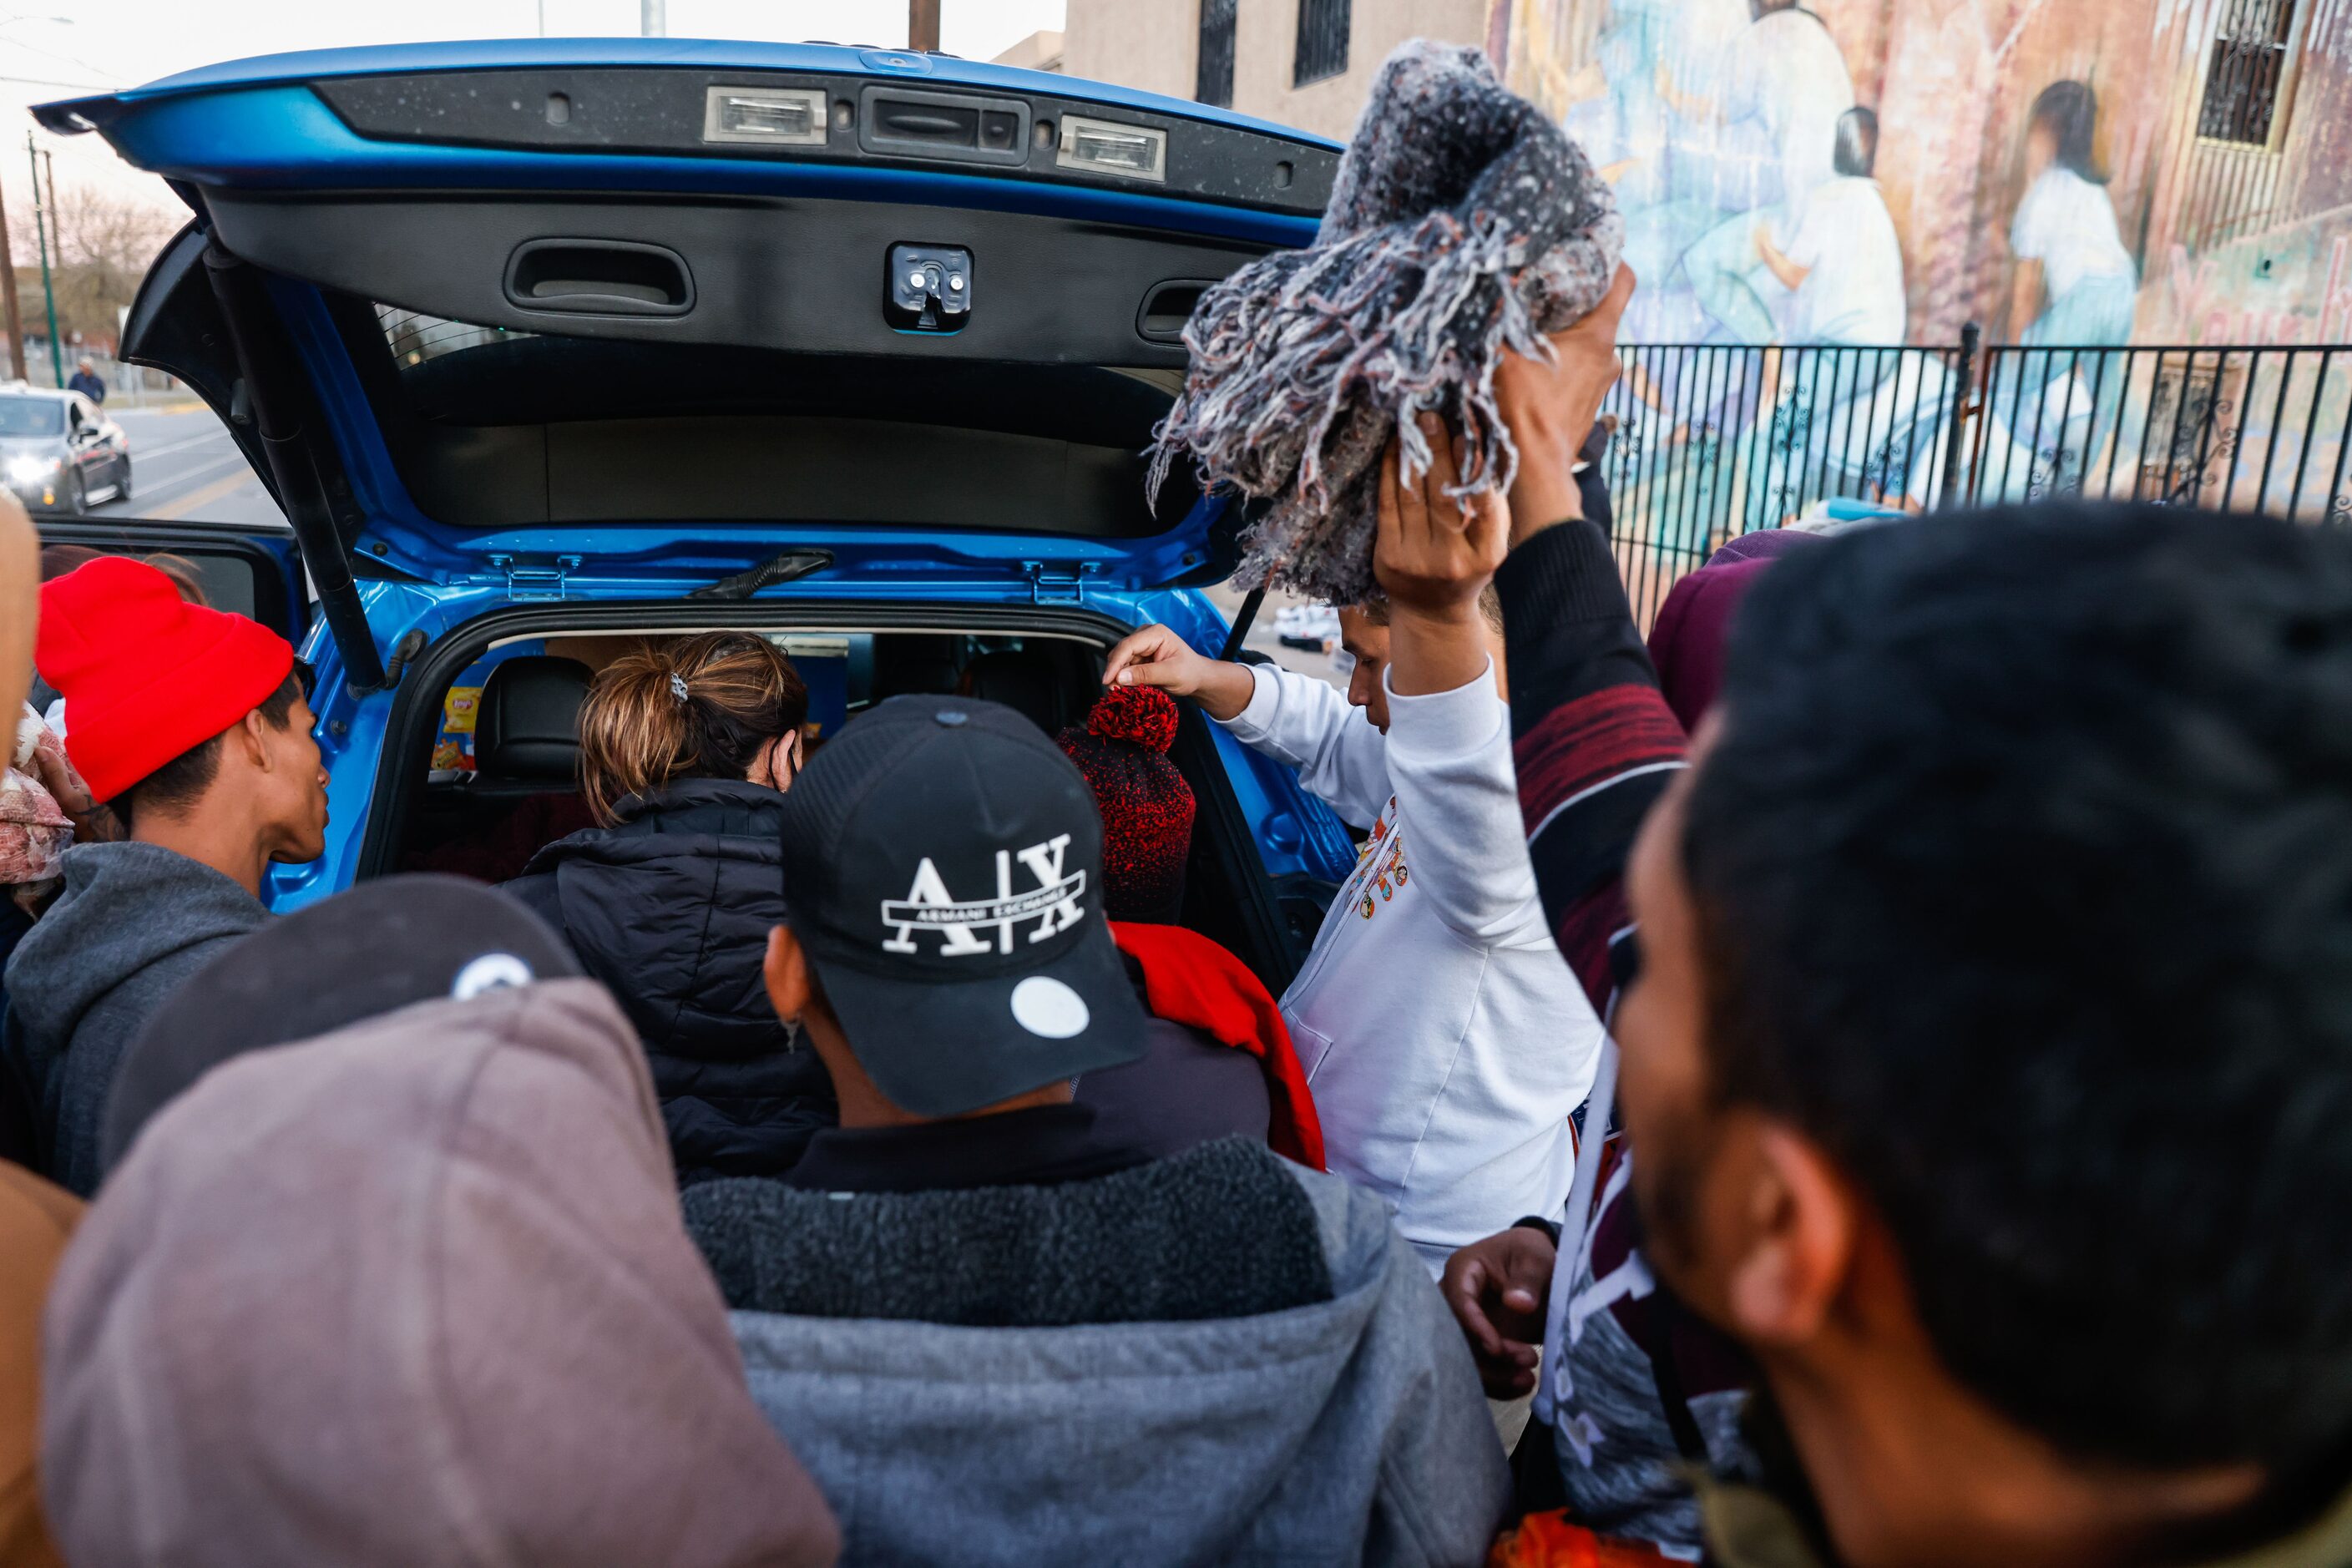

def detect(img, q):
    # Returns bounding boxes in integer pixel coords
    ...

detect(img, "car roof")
[35,38,1339,151]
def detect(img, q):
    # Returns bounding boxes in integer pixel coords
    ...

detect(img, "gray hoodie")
[3,842,267,1194]
[726,1160,1510,1567]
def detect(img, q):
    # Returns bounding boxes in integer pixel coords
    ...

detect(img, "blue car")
[33,39,1358,988]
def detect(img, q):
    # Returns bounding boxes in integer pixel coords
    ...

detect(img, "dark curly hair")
[1684,502,2352,1479]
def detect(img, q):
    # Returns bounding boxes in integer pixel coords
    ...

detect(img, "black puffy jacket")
[505,778,837,1184]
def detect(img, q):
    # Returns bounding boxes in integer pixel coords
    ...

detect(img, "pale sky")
[0,0,1069,215]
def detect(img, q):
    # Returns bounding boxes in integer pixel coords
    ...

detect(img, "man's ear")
[235,707,275,772]
[1722,1120,1859,1347]
[763,924,812,1024]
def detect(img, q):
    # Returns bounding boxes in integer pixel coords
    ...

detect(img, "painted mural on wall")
[1496,0,2352,583]
[1523,0,1890,346]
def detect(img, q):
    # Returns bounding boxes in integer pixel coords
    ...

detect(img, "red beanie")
[1058,685,1194,924]
[37,557,296,803]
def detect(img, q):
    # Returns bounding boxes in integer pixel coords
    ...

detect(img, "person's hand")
[26,721,122,843]
[1374,414,1510,699]
[1375,412,1510,626]
[1441,1226,1557,1399]
[1494,264,1636,545]
[1101,623,1257,722]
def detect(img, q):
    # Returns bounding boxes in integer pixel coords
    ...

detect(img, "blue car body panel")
[38,40,1362,917]
[44,37,1328,148]
[82,83,1323,250]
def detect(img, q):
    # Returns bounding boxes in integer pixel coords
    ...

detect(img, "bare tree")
[48,185,177,349]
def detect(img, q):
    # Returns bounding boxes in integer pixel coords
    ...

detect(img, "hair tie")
[669,673,690,704]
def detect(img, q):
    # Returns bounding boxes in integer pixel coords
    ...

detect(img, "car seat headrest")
[958,647,1097,736]
[872,635,962,699]
[474,655,591,781]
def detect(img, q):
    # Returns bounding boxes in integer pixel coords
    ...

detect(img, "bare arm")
[2009,259,2045,341]
[1100,625,1257,721]
[1756,224,1810,293]
[1105,623,1392,826]
[1653,62,1715,125]
[1495,266,1636,549]
[27,726,124,844]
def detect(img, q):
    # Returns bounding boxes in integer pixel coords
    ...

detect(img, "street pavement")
[1203,581,1350,693]
[89,402,282,530]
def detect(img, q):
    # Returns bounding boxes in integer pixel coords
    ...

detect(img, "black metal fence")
[1596,333,2352,627]
[1970,345,2352,521]
[1596,337,1978,625]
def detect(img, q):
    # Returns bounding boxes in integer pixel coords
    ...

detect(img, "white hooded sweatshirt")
[1222,659,1603,1271]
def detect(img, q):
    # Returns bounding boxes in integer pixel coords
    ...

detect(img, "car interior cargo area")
[377,620,1310,990]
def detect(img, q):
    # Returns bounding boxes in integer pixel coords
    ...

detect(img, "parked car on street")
[28,38,1359,990]
[1274,603,1341,652]
[0,384,129,513]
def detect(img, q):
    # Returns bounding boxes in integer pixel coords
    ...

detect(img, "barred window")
[1293,0,1350,88]
[1196,0,1237,108]
[2198,0,2297,147]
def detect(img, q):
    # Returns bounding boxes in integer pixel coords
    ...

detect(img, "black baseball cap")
[776,694,1147,1117]
[101,874,581,1175]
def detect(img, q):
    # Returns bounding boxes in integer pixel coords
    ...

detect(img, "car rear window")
[0,397,64,437]
[377,305,537,369]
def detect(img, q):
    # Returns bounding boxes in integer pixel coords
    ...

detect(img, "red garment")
[1110,922,1324,1171]
[1488,1510,1680,1567]
[408,792,600,886]
[35,559,293,802]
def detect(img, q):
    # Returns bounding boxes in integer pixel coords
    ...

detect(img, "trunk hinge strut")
[201,245,391,693]
[1218,584,1267,661]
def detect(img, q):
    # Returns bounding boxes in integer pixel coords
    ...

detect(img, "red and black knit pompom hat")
[1058,685,1194,924]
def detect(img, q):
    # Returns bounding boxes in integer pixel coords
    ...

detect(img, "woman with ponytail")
[506,632,835,1183]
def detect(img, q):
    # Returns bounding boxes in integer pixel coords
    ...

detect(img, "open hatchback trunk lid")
[40,40,1339,646]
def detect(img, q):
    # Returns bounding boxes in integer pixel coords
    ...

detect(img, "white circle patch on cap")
[1009,975,1090,1039]
[453,952,534,1001]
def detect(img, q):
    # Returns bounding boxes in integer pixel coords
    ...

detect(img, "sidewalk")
[1202,583,1349,693]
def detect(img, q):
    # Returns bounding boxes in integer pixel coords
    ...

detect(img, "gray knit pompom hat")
[1148,40,1623,605]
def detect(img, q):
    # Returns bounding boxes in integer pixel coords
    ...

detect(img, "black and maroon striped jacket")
[1495,517,1687,1015]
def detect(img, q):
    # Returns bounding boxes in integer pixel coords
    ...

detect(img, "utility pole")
[640,0,662,36]
[0,160,26,382]
[27,135,58,389]
[908,0,939,51]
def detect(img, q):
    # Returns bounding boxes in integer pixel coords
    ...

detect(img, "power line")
[0,35,124,86]
[0,68,114,92]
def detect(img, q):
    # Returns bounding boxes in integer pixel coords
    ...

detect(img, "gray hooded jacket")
[726,1160,1510,1566]
[3,842,268,1194]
